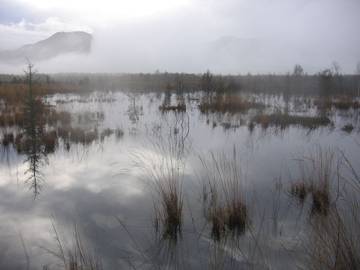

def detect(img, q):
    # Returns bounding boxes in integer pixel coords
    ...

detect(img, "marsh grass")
[100,128,113,141]
[43,131,58,154]
[155,182,183,241]
[341,124,354,133]
[199,149,248,241]
[149,153,184,242]
[0,103,71,129]
[69,128,98,145]
[1,132,15,146]
[311,188,330,216]
[159,103,186,112]
[0,108,25,127]
[43,221,103,270]
[47,111,72,127]
[252,113,331,129]
[135,113,190,243]
[290,147,337,217]
[199,95,265,114]
[290,182,309,203]
[17,125,120,154]
[0,82,85,106]
[114,128,124,139]
[305,205,360,270]
[314,96,360,111]
[302,148,360,270]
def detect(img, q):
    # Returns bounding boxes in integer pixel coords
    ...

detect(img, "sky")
[0,0,359,74]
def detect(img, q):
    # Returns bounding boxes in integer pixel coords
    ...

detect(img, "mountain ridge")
[0,31,92,64]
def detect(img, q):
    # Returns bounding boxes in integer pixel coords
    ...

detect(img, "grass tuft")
[200,149,248,241]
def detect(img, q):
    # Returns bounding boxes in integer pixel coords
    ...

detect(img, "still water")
[0,91,359,270]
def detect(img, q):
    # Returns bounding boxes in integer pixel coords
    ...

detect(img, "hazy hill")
[0,31,92,64]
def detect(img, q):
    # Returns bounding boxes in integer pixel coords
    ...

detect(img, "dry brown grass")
[314,96,360,111]
[0,82,85,105]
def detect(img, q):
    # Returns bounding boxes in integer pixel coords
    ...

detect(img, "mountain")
[0,31,92,64]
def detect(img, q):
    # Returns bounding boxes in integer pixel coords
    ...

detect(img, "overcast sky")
[0,0,359,74]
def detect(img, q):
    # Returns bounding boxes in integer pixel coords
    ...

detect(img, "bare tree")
[332,61,341,75]
[356,61,360,75]
[293,64,304,76]
[357,61,360,96]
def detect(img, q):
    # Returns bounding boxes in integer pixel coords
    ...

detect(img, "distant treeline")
[1,70,360,96]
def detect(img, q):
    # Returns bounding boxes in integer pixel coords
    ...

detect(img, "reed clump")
[306,207,360,270]
[115,128,124,139]
[1,132,15,146]
[341,124,354,133]
[290,182,309,203]
[161,188,183,240]
[208,201,248,241]
[47,110,72,126]
[311,187,330,216]
[200,150,248,241]
[159,103,186,112]
[69,128,98,145]
[100,128,114,141]
[290,147,335,216]
[43,131,58,153]
[135,116,190,243]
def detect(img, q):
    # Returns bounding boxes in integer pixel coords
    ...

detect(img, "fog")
[0,0,359,74]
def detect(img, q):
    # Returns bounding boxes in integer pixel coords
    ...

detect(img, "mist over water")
[0,0,360,74]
